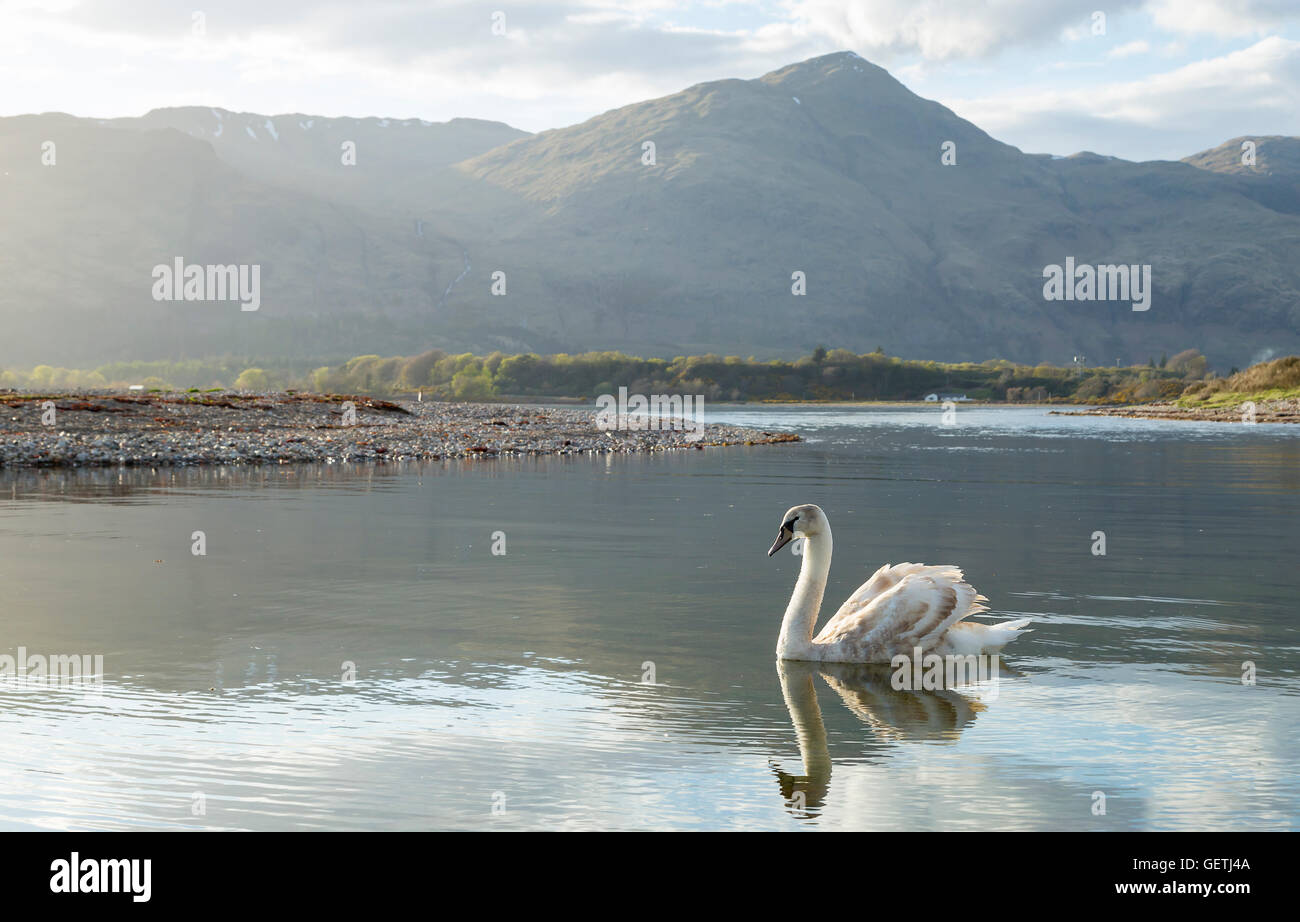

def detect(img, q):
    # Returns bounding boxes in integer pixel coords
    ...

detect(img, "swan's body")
[767,504,1031,663]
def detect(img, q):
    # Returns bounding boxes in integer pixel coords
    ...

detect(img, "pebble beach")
[1051,396,1300,424]
[0,391,799,468]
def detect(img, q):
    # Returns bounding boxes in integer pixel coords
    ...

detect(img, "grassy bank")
[1050,356,1300,422]
[1176,356,1300,409]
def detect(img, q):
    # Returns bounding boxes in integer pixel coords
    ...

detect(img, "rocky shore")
[1051,397,1300,424]
[0,391,799,468]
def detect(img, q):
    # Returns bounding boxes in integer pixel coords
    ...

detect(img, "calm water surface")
[1,405,1297,830]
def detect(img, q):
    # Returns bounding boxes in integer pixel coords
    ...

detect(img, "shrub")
[234,368,270,391]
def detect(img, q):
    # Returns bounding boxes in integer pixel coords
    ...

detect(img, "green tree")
[451,369,494,400]
[399,350,445,389]
[1167,349,1208,378]
[234,368,270,391]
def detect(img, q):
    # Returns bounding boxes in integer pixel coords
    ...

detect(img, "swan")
[767,504,1031,663]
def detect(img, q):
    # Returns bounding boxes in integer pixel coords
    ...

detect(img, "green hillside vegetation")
[2,347,1227,404]
[1178,355,1300,408]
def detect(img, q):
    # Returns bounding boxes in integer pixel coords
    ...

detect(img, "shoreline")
[1051,398,1300,424]
[0,391,799,469]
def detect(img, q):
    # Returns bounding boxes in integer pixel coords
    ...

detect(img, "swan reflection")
[771,659,990,817]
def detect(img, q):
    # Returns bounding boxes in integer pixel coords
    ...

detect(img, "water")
[1,405,1297,830]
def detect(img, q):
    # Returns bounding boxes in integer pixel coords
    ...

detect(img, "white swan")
[767,504,1031,663]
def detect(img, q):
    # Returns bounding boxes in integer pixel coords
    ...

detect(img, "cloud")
[784,0,1142,61]
[782,0,1300,62]
[944,36,1300,160]
[1108,40,1152,58]
[0,1,803,129]
[2,0,1299,154]
[1148,0,1300,37]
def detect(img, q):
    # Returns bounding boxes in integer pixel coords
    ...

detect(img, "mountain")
[110,107,528,210]
[2,52,1298,369]
[1182,135,1300,179]
[0,111,530,363]
[1181,136,1300,217]
[454,54,1300,365]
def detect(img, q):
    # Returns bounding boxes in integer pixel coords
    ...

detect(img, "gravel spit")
[0,391,800,468]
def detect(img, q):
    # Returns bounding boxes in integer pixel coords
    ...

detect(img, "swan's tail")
[947,617,1033,655]
[981,617,1033,651]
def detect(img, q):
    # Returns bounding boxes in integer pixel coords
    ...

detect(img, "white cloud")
[782,0,1299,61]
[0,0,1298,157]
[1148,0,1300,37]
[0,1,800,129]
[1108,40,1152,58]
[945,36,1300,160]
[785,0,1142,61]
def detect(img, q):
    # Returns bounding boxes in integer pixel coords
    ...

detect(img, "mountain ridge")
[2,52,1297,368]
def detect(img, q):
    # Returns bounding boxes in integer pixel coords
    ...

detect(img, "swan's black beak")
[768,524,795,557]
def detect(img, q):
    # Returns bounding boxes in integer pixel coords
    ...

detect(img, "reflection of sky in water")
[709,403,1298,441]
[1,407,1297,829]
[2,658,1290,830]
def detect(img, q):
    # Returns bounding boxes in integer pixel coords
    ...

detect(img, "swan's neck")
[777,527,832,659]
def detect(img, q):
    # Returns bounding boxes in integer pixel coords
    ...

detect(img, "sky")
[2,0,1298,161]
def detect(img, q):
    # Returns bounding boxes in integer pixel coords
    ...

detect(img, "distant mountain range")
[2,52,1297,368]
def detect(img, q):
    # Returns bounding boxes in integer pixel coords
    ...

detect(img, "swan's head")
[767,504,827,556]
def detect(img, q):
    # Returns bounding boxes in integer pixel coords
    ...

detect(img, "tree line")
[1,347,1224,404]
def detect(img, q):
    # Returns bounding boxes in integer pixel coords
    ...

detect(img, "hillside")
[2,52,1298,368]
[456,53,1300,365]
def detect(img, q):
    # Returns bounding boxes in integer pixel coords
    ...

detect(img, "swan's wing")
[817,562,917,635]
[819,563,983,640]
[813,571,988,656]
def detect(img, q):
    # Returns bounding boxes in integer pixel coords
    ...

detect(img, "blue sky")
[2,0,1297,160]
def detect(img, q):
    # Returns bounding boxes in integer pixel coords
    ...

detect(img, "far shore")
[0,391,798,469]
[1051,398,1300,424]
[426,394,1045,408]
